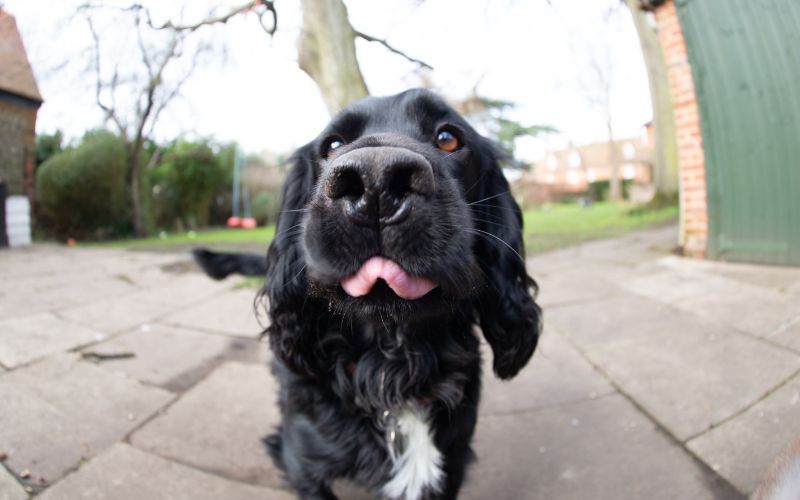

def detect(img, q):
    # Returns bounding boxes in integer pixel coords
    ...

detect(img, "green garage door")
[676,0,800,265]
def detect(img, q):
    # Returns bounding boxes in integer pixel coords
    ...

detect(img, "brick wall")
[655,1,707,257]
[0,98,38,200]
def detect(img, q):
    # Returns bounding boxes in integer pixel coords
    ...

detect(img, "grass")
[87,201,677,255]
[85,225,276,252]
[522,201,678,254]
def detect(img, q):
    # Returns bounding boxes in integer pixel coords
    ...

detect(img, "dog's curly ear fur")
[262,143,322,377]
[472,143,542,380]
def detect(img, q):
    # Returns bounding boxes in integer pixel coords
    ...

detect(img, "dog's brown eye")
[322,138,345,158]
[435,129,460,153]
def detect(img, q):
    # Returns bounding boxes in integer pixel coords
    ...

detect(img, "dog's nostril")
[387,165,414,199]
[327,168,364,200]
[384,162,434,200]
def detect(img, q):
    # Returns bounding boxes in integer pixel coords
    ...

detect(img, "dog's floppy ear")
[472,142,542,380]
[262,143,322,376]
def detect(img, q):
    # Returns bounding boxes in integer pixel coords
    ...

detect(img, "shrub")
[149,140,229,230]
[36,130,131,240]
[587,179,635,202]
[35,130,63,170]
[251,191,280,226]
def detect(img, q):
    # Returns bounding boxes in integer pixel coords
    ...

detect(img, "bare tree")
[624,0,678,197]
[83,5,211,235]
[582,44,623,201]
[550,2,624,201]
[139,0,430,115]
[297,0,368,115]
[76,0,428,235]
[297,0,432,113]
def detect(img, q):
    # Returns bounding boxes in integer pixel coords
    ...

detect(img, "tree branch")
[352,29,433,70]
[146,39,206,138]
[86,14,127,139]
[135,11,154,78]
[133,31,179,153]
[129,1,277,35]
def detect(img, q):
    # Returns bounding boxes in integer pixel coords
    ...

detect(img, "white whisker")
[467,190,510,206]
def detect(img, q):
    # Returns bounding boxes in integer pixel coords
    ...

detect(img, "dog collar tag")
[381,409,406,461]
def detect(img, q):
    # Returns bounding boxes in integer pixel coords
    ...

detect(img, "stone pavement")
[0,227,798,499]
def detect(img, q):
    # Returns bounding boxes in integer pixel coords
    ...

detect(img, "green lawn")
[86,226,276,252]
[89,201,677,255]
[523,201,678,254]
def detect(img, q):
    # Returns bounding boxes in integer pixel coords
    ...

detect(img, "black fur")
[191,248,268,279]
[197,89,541,499]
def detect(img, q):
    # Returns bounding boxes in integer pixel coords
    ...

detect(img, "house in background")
[0,8,42,246]
[513,131,654,206]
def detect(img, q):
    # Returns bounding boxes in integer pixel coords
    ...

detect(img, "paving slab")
[480,328,614,416]
[623,268,737,306]
[568,227,677,266]
[625,266,799,338]
[768,319,800,354]
[131,362,281,488]
[462,394,741,500]
[0,313,104,369]
[57,291,176,335]
[533,266,621,309]
[136,273,232,308]
[0,466,27,500]
[687,372,800,495]
[80,323,232,388]
[555,305,799,441]
[0,355,173,487]
[37,443,293,500]
[546,293,684,349]
[161,289,266,338]
[659,254,800,292]
[672,287,798,339]
[0,275,136,320]
[0,246,103,280]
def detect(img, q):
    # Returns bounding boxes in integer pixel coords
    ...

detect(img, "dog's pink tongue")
[341,256,437,300]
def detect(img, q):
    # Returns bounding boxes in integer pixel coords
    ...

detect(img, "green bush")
[36,130,131,240]
[35,130,63,170]
[588,179,635,202]
[251,191,280,226]
[149,140,230,230]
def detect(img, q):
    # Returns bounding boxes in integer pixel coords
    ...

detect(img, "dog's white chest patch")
[382,409,444,500]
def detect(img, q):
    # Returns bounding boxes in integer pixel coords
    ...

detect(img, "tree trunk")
[625,0,679,196]
[126,145,145,236]
[298,0,369,115]
[607,119,623,201]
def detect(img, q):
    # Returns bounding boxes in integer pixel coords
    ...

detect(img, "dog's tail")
[191,248,267,280]
[263,431,285,470]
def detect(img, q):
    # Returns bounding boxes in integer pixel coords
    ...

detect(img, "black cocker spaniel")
[194,89,541,500]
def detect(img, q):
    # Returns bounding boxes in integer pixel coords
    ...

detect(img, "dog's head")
[265,89,541,379]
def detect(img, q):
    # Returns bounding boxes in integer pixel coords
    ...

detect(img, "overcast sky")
[3,0,652,160]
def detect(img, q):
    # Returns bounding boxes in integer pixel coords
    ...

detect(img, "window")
[623,142,636,160]
[568,151,581,168]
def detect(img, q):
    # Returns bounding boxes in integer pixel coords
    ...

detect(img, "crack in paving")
[550,326,747,499]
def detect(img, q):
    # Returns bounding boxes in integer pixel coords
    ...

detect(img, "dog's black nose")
[324,147,434,226]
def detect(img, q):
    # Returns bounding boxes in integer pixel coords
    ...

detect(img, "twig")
[81,351,136,362]
[129,1,277,35]
[86,14,127,138]
[352,29,433,70]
